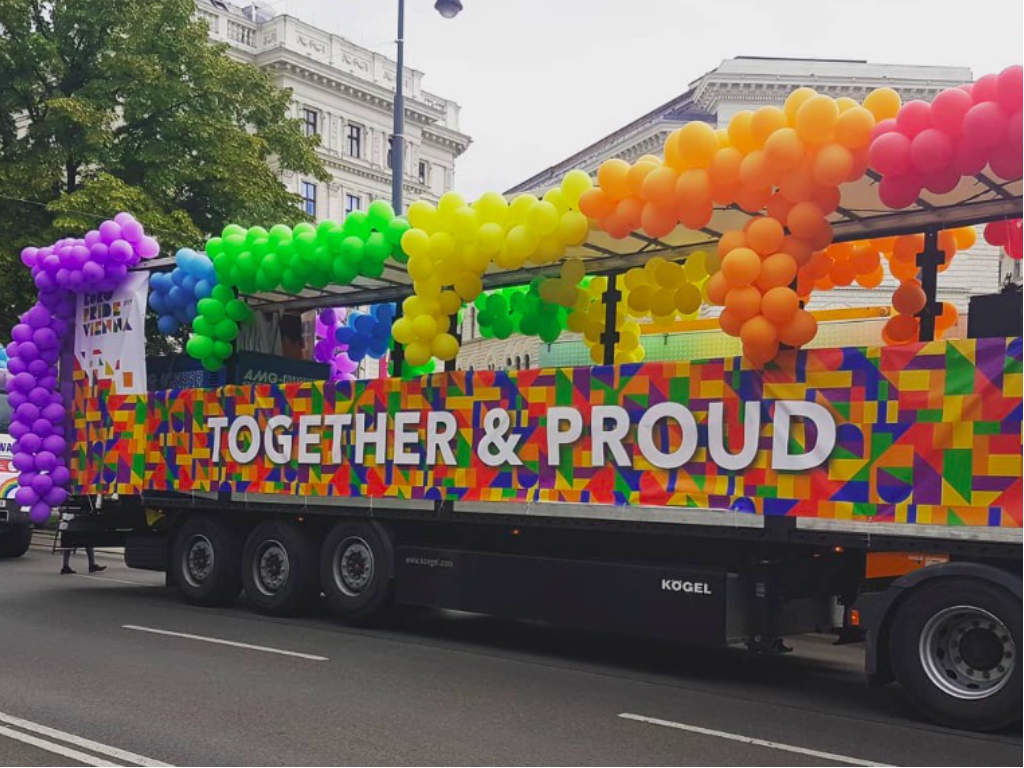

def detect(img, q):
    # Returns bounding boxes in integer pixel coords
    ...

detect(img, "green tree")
[0,0,328,336]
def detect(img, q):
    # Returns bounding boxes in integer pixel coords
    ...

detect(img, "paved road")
[0,542,1019,766]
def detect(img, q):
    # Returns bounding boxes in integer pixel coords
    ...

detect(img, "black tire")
[889,578,1021,731]
[320,520,394,623]
[0,524,32,558]
[171,516,242,606]
[242,520,319,616]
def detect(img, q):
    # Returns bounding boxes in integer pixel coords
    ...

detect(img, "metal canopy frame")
[138,172,1022,315]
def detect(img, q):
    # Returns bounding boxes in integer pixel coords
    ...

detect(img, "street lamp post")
[390,0,463,214]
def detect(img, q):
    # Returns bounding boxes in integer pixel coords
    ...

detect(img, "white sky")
[271,0,1022,198]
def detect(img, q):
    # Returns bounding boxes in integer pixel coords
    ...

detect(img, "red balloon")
[954,140,989,176]
[962,102,1008,149]
[870,118,898,141]
[988,141,1023,181]
[896,100,932,138]
[910,128,954,174]
[958,83,974,97]
[997,65,1024,114]
[1008,223,1023,260]
[869,131,912,176]
[930,88,973,136]
[1007,110,1023,148]
[878,174,922,209]
[984,220,1010,246]
[921,165,961,194]
[971,73,999,104]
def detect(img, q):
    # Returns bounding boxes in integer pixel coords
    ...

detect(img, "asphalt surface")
[0,538,1020,767]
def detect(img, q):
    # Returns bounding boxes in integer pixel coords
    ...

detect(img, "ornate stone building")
[458,56,1011,370]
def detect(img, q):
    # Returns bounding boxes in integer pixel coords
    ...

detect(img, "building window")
[387,136,396,169]
[347,124,362,157]
[301,181,317,217]
[524,354,530,369]
[418,161,427,184]
[345,194,361,215]
[302,108,318,137]
[515,355,521,370]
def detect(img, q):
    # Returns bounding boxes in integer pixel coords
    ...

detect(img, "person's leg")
[87,547,105,572]
[61,548,74,574]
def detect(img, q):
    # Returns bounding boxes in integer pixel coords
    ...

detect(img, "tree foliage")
[0,0,328,336]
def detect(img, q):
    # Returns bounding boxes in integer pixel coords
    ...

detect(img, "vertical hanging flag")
[74,272,148,394]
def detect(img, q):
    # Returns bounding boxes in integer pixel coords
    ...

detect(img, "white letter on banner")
[227,415,260,464]
[393,412,421,465]
[297,415,322,464]
[208,416,228,463]
[771,400,836,470]
[591,405,631,467]
[265,415,293,464]
[355,412,388,464]
[426,412,457,465]
[324,413,353,463]
[546,407,583,466]
[636,402,698,469]
[707,401,760,471]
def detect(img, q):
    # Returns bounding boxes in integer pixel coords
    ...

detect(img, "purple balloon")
[44,486,68,507]
[42,435,66,455]
[29,502,51,524]
[34,272,55,291]
[51,465,71,486]
[84,229,101,247]
[8,421,28,440]
[32,327,57,349]
[114,212,135,227]
[38,348,58,366]
[42,403,65,422]
[82,260,105,282]
[11,323,32,342]
[35,451,57,472]
[8,391,27,409]
[14,486,38,507]
[67,269,84,288]
[99,220,122,244]
[31,473,53,495]
[27,359,48,377]
[89,241,109,262]
[32,418,53,437]
[137,236,159,259]
[42,253,61,273]
[20,247,38,268]
[109,239,133,264]
[12,372,36,393]
[12,452,35,472]
[17,433,42,453]
[121,220,144,243]
[58,245,75,268]
[39,375,57,390]
[28,386,49,405]
[17,341,38,362]
[6,356,25,375]
[15,402,39,421]
[25,304,50,328]
[69,245,89,268]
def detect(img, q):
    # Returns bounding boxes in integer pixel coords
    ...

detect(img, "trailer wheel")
[0,524,32,558]
[320,521,393,622]
[171,516,241,606]
[242,520,318,616]
[889,578,1020,731]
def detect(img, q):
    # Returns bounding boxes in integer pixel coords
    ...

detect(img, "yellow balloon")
[676,121,719,169]
[566,310,585,333]
[505,225,538,261]
[476,222,504,256]
[542,187,569,213]
[557,210,588,246]
[704,250,722,274]
[528,201,560,236]
[795,95,839,145]
[412,314,437,340]
[650,288,676,318]
[556,282,578,307]
[428,231,455,261]
[438,191,466,214]
[674,282,702,314]
[784,87,817,126]
[453,272,482,301]
[655,260,684,288]
[627,283,654,313]
[460,245,490,274]
[431,333,459,361]
[644,255,668,277]
[407,253,433,281]
[438,289,461,315]
[391,317,414,345]
[560,169,593,207]
[836,96,858,113]
[684,250,707,281]
[474,191,509,224]
[402,295,426,317]
[589,343,605,364]
[583,320,603,343]
[452,206,480,241]
[414,276,442,298]
[407,201,438,232]
[623,267,648,290]
[507,194,539,225]
[619,330,639,351]
[401,228,431,260]
[405,341,431,367]
[862,87,902,121]
[561,258,585,284]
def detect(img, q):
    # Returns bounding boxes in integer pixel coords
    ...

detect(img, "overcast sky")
[270,0,1022,198]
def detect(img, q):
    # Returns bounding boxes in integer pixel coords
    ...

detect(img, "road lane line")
[79,574,152,586]
[0,711,171,767]
[122,624,329,661]
[618,713,892,767]
[0,724,111,766]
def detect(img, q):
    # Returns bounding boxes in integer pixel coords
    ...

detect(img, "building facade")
[458,57,1013,371]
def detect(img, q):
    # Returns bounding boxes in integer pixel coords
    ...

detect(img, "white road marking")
[0,711,172,766]
[618,713,892,767]
[78,574,152,586]
[122,624,329,661]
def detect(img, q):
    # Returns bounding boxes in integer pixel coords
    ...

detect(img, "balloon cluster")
[621,252,717,323]
[334,304,395,363]
[474,279,570,345]
[185,284,253,371]
[568,275,645,365]
[7,213,158,523]
[705,217,817,365]
[397,171,593,362]
[868,66,1023,208]
[983,218,1023,260]
[313,309,358,382]
[149,248,216,334]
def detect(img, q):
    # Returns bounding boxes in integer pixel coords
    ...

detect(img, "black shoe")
[61,566,75,575]
[88,563,106,573]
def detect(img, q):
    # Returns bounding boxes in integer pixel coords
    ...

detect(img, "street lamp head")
[434,0,463,19]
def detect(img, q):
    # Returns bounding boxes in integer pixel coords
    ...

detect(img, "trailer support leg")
[600,272,622,366]
[916,229,944,342]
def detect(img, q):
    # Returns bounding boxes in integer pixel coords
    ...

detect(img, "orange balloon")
[784,236,815,267]
[796,272,816,299]
[872,236,896,253]
[786,201,827,240]
[741,315,779,363]
[679,199,713,231]
[739,150,774,190]
[863,87,902,122]
[761,286,800,325]
[888,255,918,281]
[725,285,762,321]
[882,313,918,345]
[727,111,757,154]
[938,230,957,263]
[756,252,798,291]
[952,227,976,250]
[597,158,631,200]
[706,270,729,305]
[626,160,659,198]
[578,187,615,219]
[836,96,859,113]
[795,95,839,145]
[892,234,924,262]
[846,147,870,182]
[750,106,788,147]
[717,230,747,258]
[815,275,835,291]
[779,162,816,203]
[936,302,959,332]
[827,241,854,261]
[601,212,632,239]
[811,143,853,187]
[892,280,926,315]
[829,258,856,286]
[808,222,834,251]
[615,197,643,231]
[766,191,795,223]
[763,127,805,172]
[744,338,780,367]
[784,87,817,126]
[719,307,744,337]
[778,309,818,347]
[851,244,880,274]
[673,121,719,170]
[855,264,885,288]
[664,128,684,169]
[675,169,711,210]
[810,184,841,214]
[835,106,875,150]
[734,185,771,214]
[641,166,679,206]
[721,247,762,286]
[746,216,785,256]
[641,201,677,238]
[803,251,833,280]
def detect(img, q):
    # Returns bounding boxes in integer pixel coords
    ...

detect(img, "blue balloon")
[194,279,213,299]
[368,338,389,358]
[184,304,198,322]
[157,315,179,334]
[181,275,197,293]
[149,293,167,314]
[347,339,367,361]
[335,327,354,345]
[171,268,185,286]
[354,314,374,335]
[168,286,186,307]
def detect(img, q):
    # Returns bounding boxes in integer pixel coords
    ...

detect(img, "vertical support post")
[391,0,405,214]
[916,228,943,342]
[390,298,405,379]
[444,311,463,372]
[600,272,621,366]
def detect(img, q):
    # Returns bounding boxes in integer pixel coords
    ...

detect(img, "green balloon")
[519,314,539,336]
[214,318,239,341]
[332,256,357,284]
[237,250,258,277]
[205,237,224,258]
[245,225,268,245]
[262,253,283,281]
[211,284,234,303]
[212,340,233,360]
[365,232,390,261]
[389,241,409,265]
[225,298,248,322]
[193,315,214,337]
[268,224,292,244]
[294,230,317,256]
[186,334,214,360]
[250,236,269,258]
[293,221,316,236]
[312,245,332,274]
[201,356,222,373]
[340,236,364,263]
[316,220,339,241]
[385,217,410,246]
[223,233,245,256]
[197,298,226,321]
[493,319,513,339]
[213,253,233,282]
[255,268,276,292]
[539,316,562,343]
[367,200,395,231]
[281,269,304,294]
[325,227,345,255]
[222,223,246,239]
[361,255,385,279]
[276,241,295,268]
[341,211,371,240]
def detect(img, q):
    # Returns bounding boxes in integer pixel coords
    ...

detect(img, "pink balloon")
[987,141,1023,181]
[997,65,1023,114]
[971,73,999,104]
[931,88,973,136]
[910,129,954,174]
[870,118,898,141]
[1007,110,1023,149]
[878,174,922,209]
[896,100,932,138]
[954,140,989,176]
[869,131,912,176]
[962,102,1008,149]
